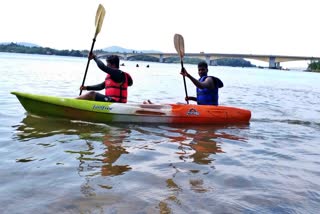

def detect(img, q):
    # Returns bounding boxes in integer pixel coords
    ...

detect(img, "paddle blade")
[94,4,106,38]
[174,34,185,58]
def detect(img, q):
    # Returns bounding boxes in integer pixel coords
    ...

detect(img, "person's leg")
[95,93,115,102]
[76,91,96,100]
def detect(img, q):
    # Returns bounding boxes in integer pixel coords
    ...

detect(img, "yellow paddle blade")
[174,34,185,58]
[94,4,106,38]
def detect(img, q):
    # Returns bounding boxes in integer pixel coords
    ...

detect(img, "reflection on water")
[13,115,133,178]
[13,114,249,170]
[163,125,248,165]
[13,115,252,213]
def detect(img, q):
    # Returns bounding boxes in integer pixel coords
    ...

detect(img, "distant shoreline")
[0,43,259,68]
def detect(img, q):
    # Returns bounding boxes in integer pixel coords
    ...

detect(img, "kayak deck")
[11,91,251,124]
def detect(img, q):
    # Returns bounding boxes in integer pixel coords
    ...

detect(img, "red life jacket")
[105,72,131,103]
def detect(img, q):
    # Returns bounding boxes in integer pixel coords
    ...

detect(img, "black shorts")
[95,93,115,102]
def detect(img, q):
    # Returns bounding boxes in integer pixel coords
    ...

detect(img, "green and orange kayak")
[12,91,251,124]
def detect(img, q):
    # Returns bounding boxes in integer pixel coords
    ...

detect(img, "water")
[1,52,320,213]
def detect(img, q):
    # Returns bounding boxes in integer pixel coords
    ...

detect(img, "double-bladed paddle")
[174,34,189,104]
[79,4,106,95]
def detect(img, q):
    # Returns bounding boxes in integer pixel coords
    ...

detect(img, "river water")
[0,52,319,213]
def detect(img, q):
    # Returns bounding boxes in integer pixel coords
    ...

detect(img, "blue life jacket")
[196,76,223,105]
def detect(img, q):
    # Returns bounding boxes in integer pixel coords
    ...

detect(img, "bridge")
[99,52,320,69]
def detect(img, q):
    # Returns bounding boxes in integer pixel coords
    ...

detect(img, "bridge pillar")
[123,53,127,61]
[269,56,276,68]
[159,54,163,63]
[211,60,218,66]
[269,56,281,69]
[205,55,211,65]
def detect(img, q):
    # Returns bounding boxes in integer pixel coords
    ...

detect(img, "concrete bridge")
[99,52,320,69]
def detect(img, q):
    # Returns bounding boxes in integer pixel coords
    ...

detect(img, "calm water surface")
[0,53,320,213]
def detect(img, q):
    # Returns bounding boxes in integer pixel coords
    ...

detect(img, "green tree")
[308,61,320,72]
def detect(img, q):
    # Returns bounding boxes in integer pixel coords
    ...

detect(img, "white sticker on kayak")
[187,108,199,116]
[92,105,112,111]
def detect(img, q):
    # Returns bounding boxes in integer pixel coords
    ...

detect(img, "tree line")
[0,43,85,57]
[127,55,255,67]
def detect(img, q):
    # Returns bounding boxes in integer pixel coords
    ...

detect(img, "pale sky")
[1,0,319,57]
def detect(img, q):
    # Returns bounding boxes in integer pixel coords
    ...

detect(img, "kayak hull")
[11,92,251,124]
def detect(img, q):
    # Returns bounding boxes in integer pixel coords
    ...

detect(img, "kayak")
[11,91,251,124]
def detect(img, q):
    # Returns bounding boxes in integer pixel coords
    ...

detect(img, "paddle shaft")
[79,38,96,95]
[180,60,189,104]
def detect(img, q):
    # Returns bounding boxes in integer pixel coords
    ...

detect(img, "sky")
[1,0,320,59]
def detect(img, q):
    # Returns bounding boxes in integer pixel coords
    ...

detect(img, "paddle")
[79,4,106,95]
[174,34,189,104]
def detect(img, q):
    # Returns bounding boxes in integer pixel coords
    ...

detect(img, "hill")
[103,45,161,53]
[0,42,40,47]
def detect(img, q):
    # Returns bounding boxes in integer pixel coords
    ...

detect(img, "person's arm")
[186,96,197,102]
[180,68,215,89]
[92,56,124,83]
[81,82,105,91]
[127,74,133,86]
